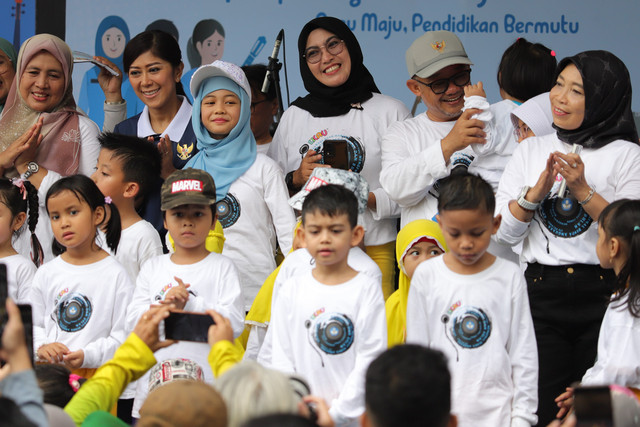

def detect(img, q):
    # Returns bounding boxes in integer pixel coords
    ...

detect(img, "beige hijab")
[0,34,81,176]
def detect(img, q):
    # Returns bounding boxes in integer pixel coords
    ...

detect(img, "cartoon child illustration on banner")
[182,19,225,102]
[78,15,139,128]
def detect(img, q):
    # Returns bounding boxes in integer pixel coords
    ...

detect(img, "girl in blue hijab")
[187,60,296,312]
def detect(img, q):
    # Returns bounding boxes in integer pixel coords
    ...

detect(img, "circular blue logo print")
[56,293,92,332]
[309,312,355,355]
[539,194,593,238]
[217,193,241,229]
[450,306,491,349]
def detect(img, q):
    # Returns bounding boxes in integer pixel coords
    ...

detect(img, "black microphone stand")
[264,42,285,125]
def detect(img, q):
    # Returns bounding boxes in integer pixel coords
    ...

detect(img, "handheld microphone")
[557,143,582,198]
[262,29,284,94]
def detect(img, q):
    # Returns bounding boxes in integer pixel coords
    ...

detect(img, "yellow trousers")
[365,241,396,301]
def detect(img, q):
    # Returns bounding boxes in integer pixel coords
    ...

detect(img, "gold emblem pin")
[431,41,446,52]
[177,142,195,160]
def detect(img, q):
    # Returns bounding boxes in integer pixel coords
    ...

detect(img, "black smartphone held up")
[164,310,215,343]
[323,139,350,170]
[574,386,613,427]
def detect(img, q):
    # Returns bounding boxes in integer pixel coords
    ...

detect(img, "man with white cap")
[380,31,485,227]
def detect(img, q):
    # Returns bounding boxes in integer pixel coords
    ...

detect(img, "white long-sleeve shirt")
[581,295,640,388]
[406,256,538,427]
[380,114,453,227]
[269,271,387,426]
[220,153,296,311]
[496,134,640,265]
[268,93,409,246]
[127,252,245,417]
[254,247,382,363]
[31,255,133,368]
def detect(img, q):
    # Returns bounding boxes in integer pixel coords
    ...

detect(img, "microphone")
[557,143,582,198]
[262,29,284,94]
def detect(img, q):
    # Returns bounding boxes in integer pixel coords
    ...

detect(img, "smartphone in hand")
[164,310,214,343]
[322,139,350,170]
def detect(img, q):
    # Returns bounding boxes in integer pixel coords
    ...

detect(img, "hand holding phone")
[322,139,350,170]
[164,310,215,343]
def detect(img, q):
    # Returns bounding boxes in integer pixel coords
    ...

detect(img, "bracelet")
[105,99,125,105]
[578,187,595,206]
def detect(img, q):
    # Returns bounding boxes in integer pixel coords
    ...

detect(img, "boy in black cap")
[126,168,245,418]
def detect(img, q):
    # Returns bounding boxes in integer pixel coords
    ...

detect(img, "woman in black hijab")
[268,16,410,300]
[495,50,640,425]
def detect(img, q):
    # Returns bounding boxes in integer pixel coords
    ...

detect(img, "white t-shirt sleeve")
[261,158,296,255]
[380,120,448,209]
[78,116,101,177]
[266,112,293,172]
[29,268,48,354]
[126,260,156,331]
[184,256,245,338]
[581,300,640,388]
[82,268,134,367]
[268,280,296,374]
[507,273,539,427]
[329,278,387,425]
[10,256,36,303]
[404,264,431,345]
[495,142,533,246]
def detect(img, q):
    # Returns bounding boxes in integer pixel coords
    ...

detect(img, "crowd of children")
[0,15,639,427]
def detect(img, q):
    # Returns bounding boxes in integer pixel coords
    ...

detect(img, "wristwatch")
[517,186,540,212]
[22,162,39,180]
[285,171,300,193]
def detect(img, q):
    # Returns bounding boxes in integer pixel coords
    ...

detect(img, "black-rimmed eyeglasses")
[412,70,471,95]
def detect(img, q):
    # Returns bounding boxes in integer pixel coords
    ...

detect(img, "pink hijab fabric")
[0,34,81,176]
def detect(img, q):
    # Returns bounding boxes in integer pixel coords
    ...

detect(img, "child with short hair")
[406,173,538,427]
[126,167,245,418]
[268,184,387,427]
[92,132,163,280]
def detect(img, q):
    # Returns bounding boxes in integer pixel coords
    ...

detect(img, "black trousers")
[525,262,614,426]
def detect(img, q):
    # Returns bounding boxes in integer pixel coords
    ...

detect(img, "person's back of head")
[98,132,162,200]
[216,360,299,427]
[301,184,358,228]
[364,344,455,427]
[34,364,82,408]
[497,37,557,103]
[242,64,276,101]
[138,380,227,427]
[437,173,495,216]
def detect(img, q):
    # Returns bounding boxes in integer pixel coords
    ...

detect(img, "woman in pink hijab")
[0,34,100,179]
